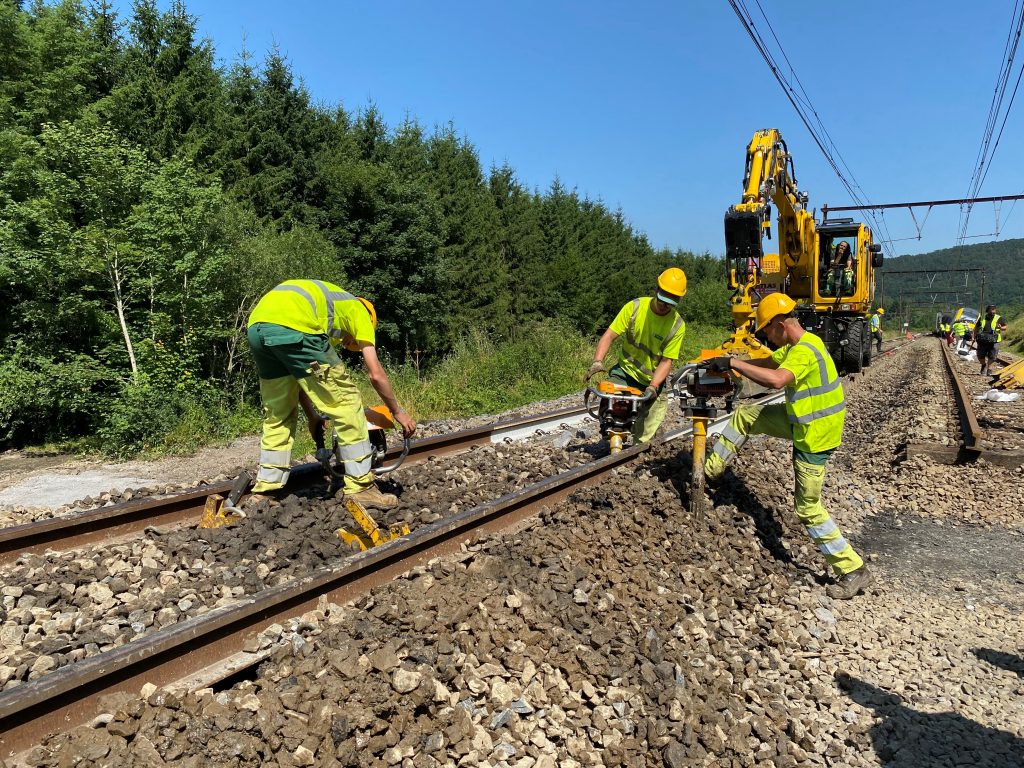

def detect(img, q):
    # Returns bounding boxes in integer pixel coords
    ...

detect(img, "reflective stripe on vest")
[622,299,684,380]
[783,333,845,452]
[262,280,357,337]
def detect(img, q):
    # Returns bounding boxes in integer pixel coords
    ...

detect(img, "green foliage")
[0,0,736,456]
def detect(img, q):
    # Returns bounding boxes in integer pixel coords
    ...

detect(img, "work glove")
[585,361,606,382]
[643,386,658,401]
[308,414,328,449]
[705,356,733,373]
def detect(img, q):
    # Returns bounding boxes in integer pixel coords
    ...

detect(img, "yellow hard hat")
[876,307,885,315]
[344,297,378,351]
[657,267,687,302]
[755,293,797,331]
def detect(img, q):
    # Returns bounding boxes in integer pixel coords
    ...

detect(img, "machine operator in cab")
[586,267,687,444]
[247,280,416,510]
[702,293,872,599]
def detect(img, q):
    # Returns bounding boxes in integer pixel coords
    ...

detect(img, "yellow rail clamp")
[200,494,245,529]
[336,498,409,551]
[994,358,1024,390]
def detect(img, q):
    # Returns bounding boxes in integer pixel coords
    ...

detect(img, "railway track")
[0,405,592,567]
[0,389,787,760]
[0,341,932,762]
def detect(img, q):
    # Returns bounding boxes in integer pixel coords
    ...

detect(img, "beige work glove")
[585,361,606,382]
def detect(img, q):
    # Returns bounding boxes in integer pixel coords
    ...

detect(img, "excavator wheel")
[842,320,865,374]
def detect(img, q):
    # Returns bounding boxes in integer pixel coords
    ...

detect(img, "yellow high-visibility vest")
[773,332,846,453]
[248,280,375,346]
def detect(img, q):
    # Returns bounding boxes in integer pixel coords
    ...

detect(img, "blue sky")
[117,1,1024,259]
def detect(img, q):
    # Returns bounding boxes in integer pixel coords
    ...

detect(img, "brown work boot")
[347,484,399,510]
[826,565,874,600]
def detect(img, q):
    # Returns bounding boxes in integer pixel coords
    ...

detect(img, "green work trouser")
[705,403,864,575]
[608,364,667,444]
[247,323,374,494]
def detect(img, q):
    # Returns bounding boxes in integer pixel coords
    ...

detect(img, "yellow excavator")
[695,128,884,372]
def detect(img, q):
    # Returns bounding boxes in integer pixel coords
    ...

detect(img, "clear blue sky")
[118,0,1024,258]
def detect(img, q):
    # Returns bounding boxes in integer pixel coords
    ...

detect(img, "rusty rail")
[940,340,983,453]
[0,405,590,566]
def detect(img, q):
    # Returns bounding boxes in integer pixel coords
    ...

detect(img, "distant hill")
[878,239,1024,318]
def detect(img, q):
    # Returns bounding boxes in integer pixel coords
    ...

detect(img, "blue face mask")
[656,291,680,307]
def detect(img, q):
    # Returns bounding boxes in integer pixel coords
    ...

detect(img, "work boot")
[826,565,874,600]
[347,484,399,510]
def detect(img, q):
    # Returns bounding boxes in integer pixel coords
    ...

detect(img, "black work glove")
[705,356,733,373]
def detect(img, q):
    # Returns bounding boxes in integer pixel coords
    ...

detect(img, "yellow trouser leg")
[299,361,374,493]
[633,391,668,444]
[705,403,791,479]
[793,458,863,576]
[253,376,300,493]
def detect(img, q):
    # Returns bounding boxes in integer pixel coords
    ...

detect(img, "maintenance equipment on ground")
[584,380,654,453]
[673,365,736,516]
[201,405,411,550]
[994,358,1024,390]
[696,128,883,373]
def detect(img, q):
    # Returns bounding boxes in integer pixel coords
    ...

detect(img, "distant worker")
[975,304,1008,376]
[870,307,884,353]
[247,280,416,509]
[952,318,967,349]
[825,241,854,296]
[586,267,687,444]
[703,293,872,600]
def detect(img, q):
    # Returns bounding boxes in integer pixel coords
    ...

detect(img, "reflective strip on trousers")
[819,536,850,556]
[713,438,736,462]
[337,438,373,477]
[721,424,747,449]
[260,449,292,467]
[256,465,290,486]
[805,519,839,540]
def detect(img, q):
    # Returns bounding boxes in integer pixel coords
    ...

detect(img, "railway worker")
[586,267,687,444]
[247,280,416,509]
[825,240,854,296]
[870,307,884,353]
[702,293,873,600]
[952,318,967,349]
[975,304,1008,376]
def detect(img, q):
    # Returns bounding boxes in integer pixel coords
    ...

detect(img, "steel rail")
[940,340,983,453]
[0,405,590,567]
[0,392,784,759]
[0,340,926,758]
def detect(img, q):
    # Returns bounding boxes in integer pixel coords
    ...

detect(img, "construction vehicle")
[584,381,654,453]
[697,128,884,373]
[202,406,410,551]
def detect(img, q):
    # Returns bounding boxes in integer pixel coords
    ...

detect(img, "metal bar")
[823,193,1024,214]
[0,406,590,566]
[0,393,783,758]
[939,340,983,453]
[880,269,985,275]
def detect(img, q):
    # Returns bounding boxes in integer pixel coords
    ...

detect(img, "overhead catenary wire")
[727,0,898,255]
[956,1,1024,256]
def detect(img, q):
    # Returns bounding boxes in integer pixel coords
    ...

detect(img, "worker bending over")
[869,307,884,353]
[703,293,872,599]
[587,267,687,444]
[247,279,416,509]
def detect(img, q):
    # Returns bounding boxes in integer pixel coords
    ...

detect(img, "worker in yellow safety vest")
[702,293,872,599]
[586,267,687,444]
[974,304,1007,376]
[247,280,416,509]
[870,308,884,353]
[952,319,966,347]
